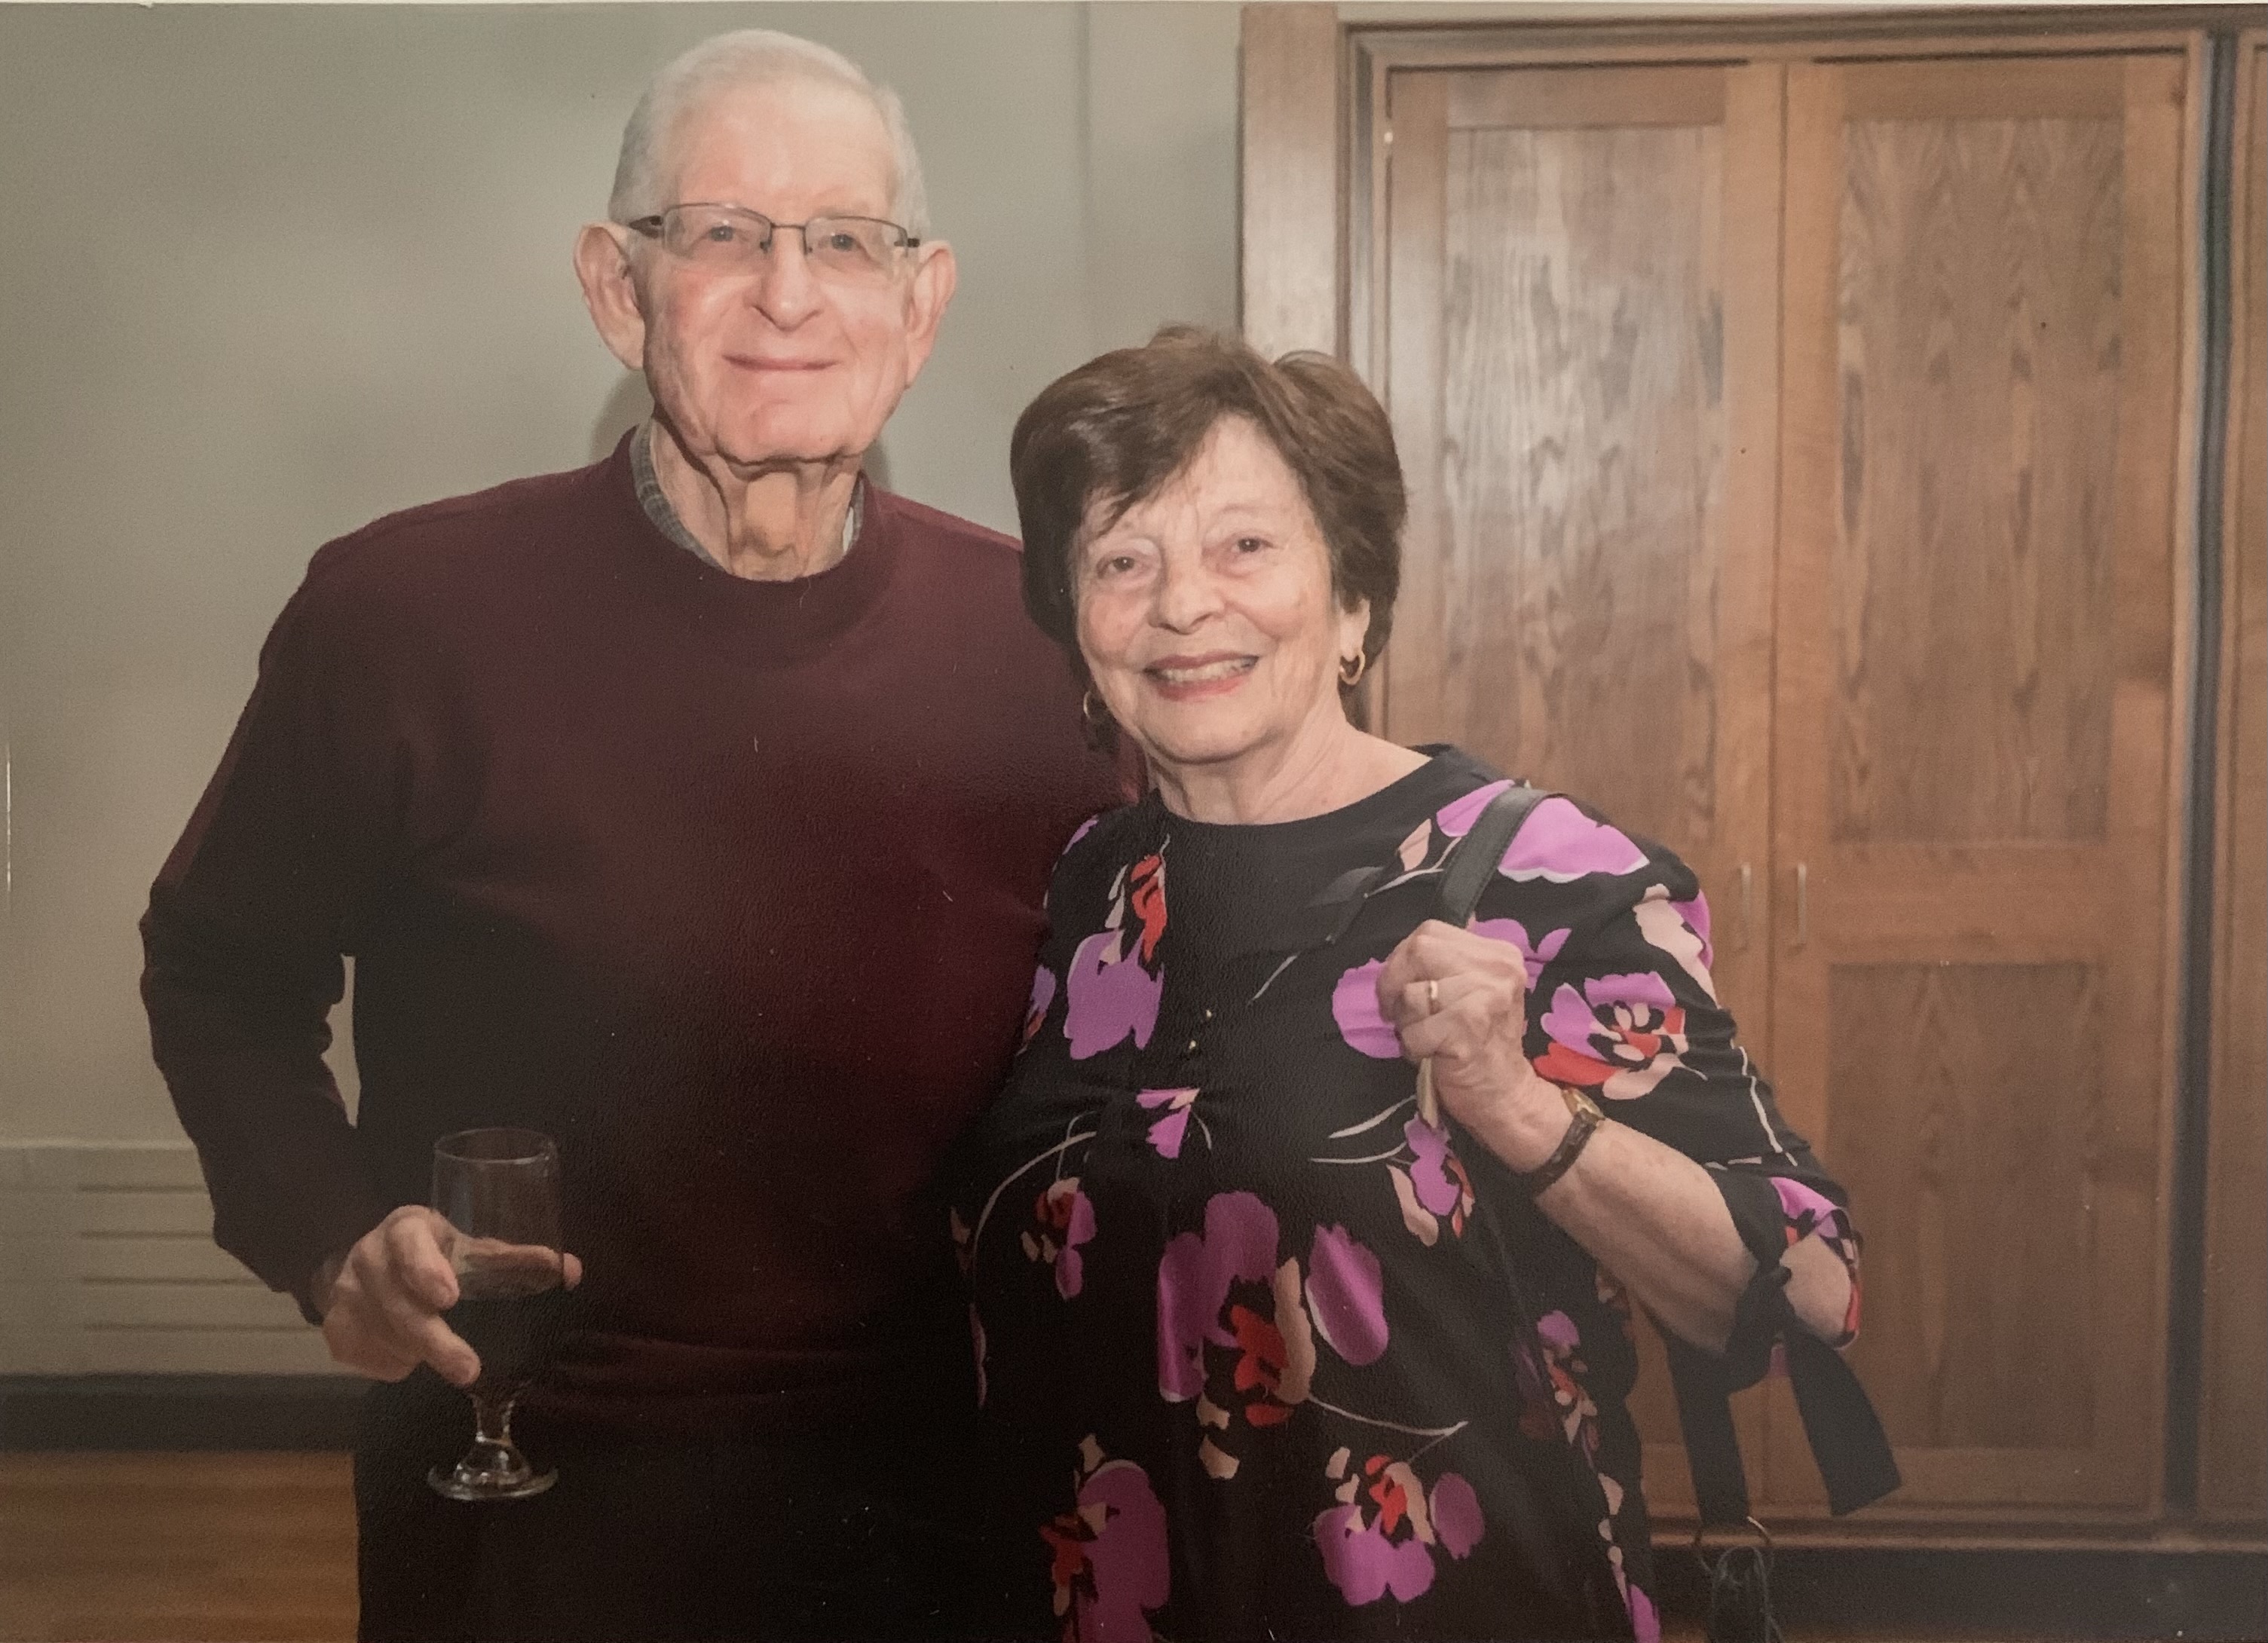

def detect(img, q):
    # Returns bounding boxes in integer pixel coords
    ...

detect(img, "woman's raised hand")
[1376,919,1570,1173]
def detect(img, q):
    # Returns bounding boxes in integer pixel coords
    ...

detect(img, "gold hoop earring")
[1339,650,1369,688]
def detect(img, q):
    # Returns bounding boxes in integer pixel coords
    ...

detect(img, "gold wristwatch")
[1515,1083,1605,1195]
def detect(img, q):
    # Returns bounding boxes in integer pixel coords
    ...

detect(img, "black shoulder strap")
[1669,1286,1902,1525]
[1435,782,1550,926]
[1667,1330,1758,1528]
[1277,780,1550,957]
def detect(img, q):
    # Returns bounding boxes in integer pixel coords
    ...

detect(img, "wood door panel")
[1840,54,2128,121]
[2199,29,2268,1527]
[1383,65,1778,916]
[1829,962,2101,1456]
[1773,50,2191,1517]
[1446,66,1727,130]
[1381,58,1783,1519]
[1831,112,2124,846]
[1434,117,1726,845]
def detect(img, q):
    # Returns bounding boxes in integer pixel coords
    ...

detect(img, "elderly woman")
[948,329,1873,1641]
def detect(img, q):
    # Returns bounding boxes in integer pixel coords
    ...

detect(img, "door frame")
[1241,3,2227,362]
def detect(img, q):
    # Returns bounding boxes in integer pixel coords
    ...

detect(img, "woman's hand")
[1375,919,1573,1173]
[1378,919,1851,1354]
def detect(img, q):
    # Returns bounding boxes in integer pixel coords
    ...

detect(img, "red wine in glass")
[448,1252,574,1397]
[427,1127,568,1502]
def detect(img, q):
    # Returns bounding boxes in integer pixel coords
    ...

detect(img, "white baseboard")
[0,1142,347,1375]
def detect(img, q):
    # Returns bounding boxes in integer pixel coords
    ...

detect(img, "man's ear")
[574,222,648,373]
[898,240,959,385]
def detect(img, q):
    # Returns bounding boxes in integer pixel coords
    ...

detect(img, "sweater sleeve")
[140,550,393,1318]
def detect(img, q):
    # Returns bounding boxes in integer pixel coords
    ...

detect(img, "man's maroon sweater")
[142,438,1124,1433]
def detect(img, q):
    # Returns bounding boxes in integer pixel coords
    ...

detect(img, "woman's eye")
[1233,535,1268,553]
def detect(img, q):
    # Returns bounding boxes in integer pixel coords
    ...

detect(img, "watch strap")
[1515,1086,1603,1195]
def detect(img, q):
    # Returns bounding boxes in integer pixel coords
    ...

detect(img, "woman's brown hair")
[1011,326,1406,693]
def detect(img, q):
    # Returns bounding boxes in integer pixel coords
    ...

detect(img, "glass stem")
[473,1390,518,1450]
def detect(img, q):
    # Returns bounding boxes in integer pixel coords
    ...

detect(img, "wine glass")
[426,1127,570,1502]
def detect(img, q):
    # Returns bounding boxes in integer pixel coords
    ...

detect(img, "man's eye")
[701,222,742,243]
[822,231,862,255]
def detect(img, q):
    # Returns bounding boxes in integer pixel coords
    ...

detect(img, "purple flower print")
[1330,958,1401,1059]
[1137,1088,1199,1159]
[1433,779,1515,840]
[1066,929,1164,1060]
[1771,1174,1845,1238]
[1157,1194,1315,1469]
[1304,1225,1388,1367]
[1534,971,1691,1101]
[1468,916,1570,992]
[1313,1458,1483,1608]
[1437,785,1647,882]
[1024,965,1059,1045]
[1402,1118,1474,1228]
[1629,1583,1662,1643]
[1501,797,1648,883]
[1515,1310,1600,1457]
[1537,1309,1581,1359]
[1157,1193,1283,1402]
[1773,1176,1861,1341]
[1024,1178,1097,1300]
[1042,1438,1169,1643]
[1314,1502,1437,1605]
[1430,1472,1484,1559]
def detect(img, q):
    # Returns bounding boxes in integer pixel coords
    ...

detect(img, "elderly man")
[140,31,1122,1642]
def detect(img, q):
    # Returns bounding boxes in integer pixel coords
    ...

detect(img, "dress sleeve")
[1474,800,1862,1372]
[139,549,395,1319]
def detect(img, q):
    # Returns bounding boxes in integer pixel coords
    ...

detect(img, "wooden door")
[1376,59,1785,1516]
[2199,27,2267,1528]
[1772,50,2194,1519]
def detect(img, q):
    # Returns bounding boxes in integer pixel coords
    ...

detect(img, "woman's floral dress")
[950,750,1861,1642]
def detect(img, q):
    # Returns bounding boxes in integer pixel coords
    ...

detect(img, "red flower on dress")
[1023,1177,1098,1299]
[1128,853,1167,963]
[1041,1437,1170,1641]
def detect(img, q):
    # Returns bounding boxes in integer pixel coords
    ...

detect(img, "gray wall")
[0,4,1240,1145]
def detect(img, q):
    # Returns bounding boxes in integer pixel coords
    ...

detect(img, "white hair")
[608,29,931,239]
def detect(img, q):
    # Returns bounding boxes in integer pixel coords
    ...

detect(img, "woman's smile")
[1146,653,1258,696]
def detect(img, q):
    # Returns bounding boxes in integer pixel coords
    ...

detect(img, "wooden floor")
[0,1454,1688,1642]
[1,1454,357,1641]
[0,1452,2123,1643]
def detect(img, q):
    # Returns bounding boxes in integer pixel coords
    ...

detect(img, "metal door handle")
[1793,862,1809,949]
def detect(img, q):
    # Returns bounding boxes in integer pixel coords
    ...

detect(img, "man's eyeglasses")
[625,203,920,282]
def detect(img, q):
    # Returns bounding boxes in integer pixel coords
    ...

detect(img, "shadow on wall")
[590,373,652,464]
[587,372,894,493]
